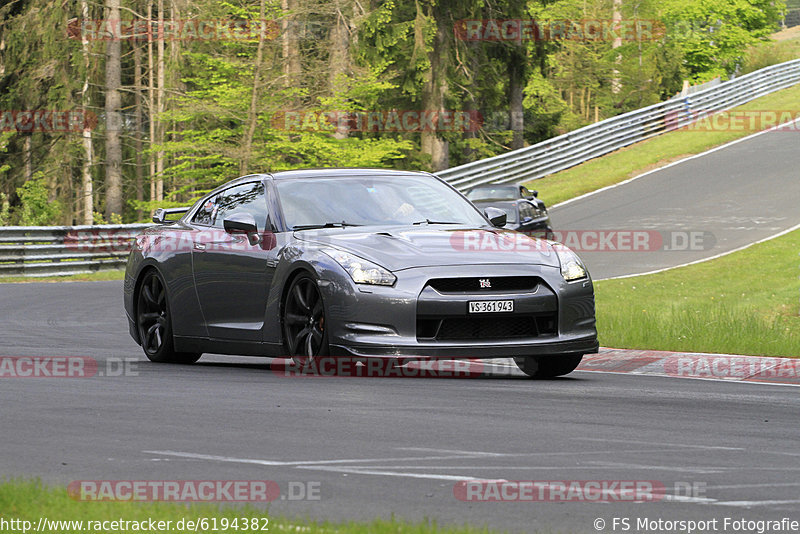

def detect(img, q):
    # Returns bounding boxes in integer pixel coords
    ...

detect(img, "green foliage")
[14,173,62,226]
[596,226,800,357]
[0,193,10,226]
[662,0,786,80]
[0,0,792,224]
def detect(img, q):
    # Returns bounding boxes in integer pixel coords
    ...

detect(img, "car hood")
[294,225,559,272]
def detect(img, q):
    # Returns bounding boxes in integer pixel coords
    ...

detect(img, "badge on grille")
[479,278,491,288]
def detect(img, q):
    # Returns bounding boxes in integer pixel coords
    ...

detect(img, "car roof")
[468,183,525,190]
[473,200,520,207]
[266,168,435,180]
[198,168,439,201]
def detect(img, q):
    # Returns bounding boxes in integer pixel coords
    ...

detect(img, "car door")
[191,181,277,341]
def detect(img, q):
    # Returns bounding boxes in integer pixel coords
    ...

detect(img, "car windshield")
[466,185,519,201]
[275,175,488,229]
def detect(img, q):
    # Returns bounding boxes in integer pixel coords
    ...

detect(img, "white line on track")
[584,461,727,475]
[143,450,509,466]
[143,448,800,508]
[600,221,800,280]
[704,483,800,490]
[551,115,800,211]
[545,115,800,281]
[574,437,745,451]
[396,447,506,456]
[573,369,800,388]
[295,465,495,482]
[710,499,800,508]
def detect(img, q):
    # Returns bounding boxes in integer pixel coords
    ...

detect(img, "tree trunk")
[241,0,267,175]
[461,40,480,161]
[134,36,144,221]
[80,0,94,224]
[611,0,622,94]
[104,0,123,220]
[509,51,524,150]
[23,136,32,183]
[420,1,449,172]
[328,0,352,139]
[282,0,301,87]
[148,2,156,210]
[156,0,165,202]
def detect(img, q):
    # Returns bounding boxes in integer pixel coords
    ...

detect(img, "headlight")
[322,248,396,286]
[550,242,588,281]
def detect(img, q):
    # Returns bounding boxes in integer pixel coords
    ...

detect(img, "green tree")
[15,173,63,226]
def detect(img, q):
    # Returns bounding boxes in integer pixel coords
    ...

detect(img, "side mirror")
[152,209,168,224]
[483,207,507,228]
[152,207,189,224]
[224,212,261,245]
[532,190,539,198]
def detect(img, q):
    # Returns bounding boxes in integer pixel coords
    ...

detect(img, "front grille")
[417,313,557,341]
[427,276,539,293]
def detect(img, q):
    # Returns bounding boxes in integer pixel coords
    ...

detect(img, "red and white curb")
[577,347,800,386]
[268,350,799,385]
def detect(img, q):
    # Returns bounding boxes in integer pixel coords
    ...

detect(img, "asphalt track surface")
[550,127,800,279]
[3,130,800,533]
[2,281,800,533]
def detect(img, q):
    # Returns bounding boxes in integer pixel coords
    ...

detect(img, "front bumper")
[319,263,598,360]
[330,335,598,359]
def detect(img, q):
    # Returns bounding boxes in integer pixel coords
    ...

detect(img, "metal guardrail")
[4,59,800,277]
[0,224,150,277]
[437,58,800,191]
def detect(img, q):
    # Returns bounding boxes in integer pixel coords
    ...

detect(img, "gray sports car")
[123,169,598,378]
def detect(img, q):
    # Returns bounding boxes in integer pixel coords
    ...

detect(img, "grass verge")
[0,269,125,284]
[594,229,800,358]
[526,82,800,207]
[0,480,497,534]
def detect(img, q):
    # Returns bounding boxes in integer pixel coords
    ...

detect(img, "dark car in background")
[466,183,553,238]
[123,169,597,378]
[465,183,545,206]
[471,198,553,238]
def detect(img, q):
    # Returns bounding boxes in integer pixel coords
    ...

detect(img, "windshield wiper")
[292,221,364,231]
[411,219,461,225]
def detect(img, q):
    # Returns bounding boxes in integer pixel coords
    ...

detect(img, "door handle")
[194,242,206,251]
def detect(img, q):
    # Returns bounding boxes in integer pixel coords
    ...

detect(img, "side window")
[213,182,268,231]
[192,194,220,226]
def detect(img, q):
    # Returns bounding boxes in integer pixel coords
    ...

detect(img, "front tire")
[513,354,583,378]
[136,269,201,364]
[283,272,333,370]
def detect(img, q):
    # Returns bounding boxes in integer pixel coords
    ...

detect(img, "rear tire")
[513,354,583,378]
[136,269,201,364]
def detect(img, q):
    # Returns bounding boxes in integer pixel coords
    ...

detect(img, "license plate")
[468,300,514,313]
